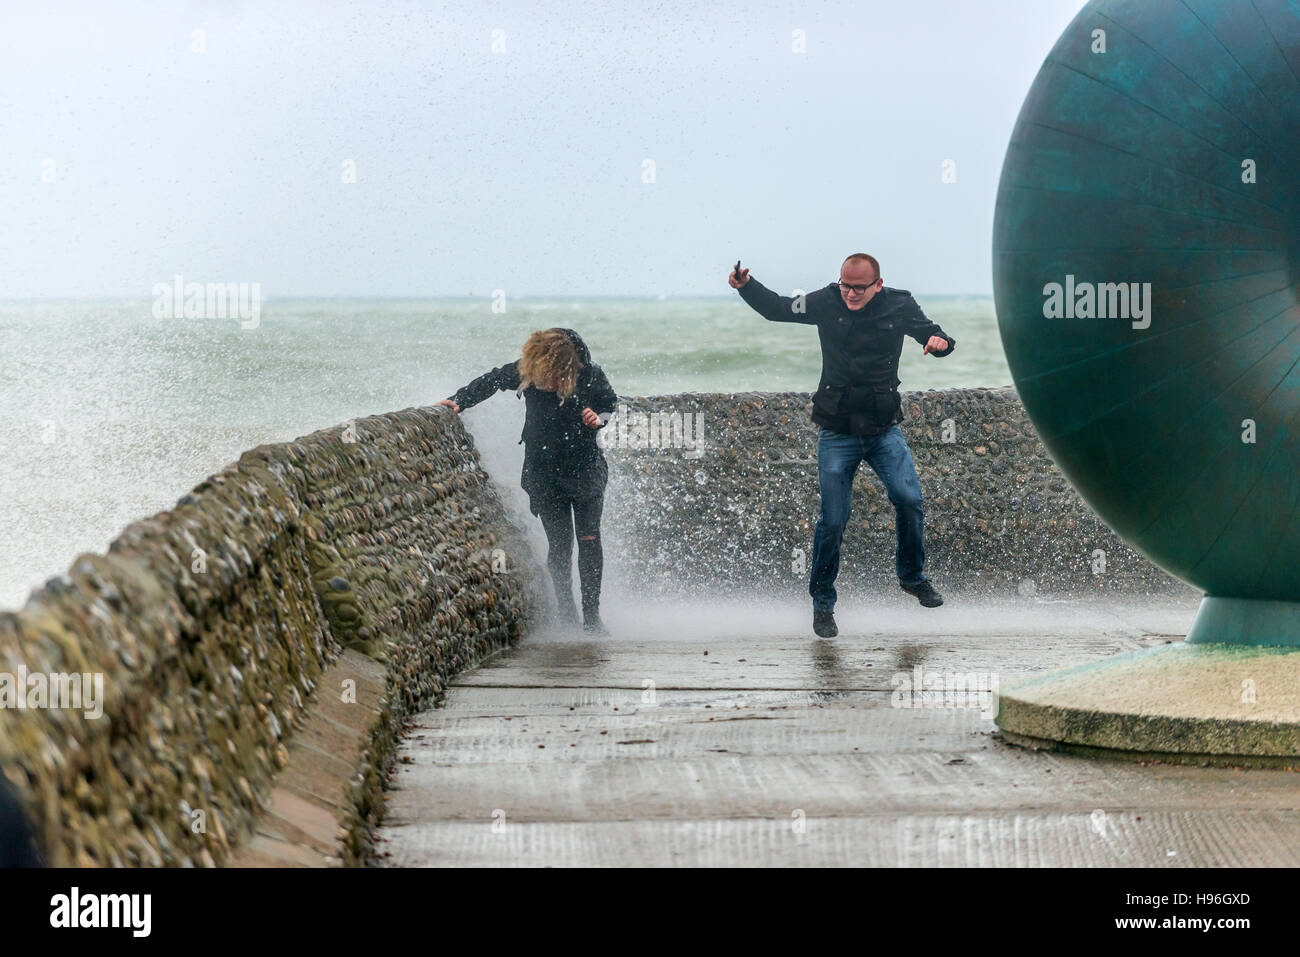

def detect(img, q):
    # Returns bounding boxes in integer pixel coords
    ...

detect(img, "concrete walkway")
[374,596,1300,866]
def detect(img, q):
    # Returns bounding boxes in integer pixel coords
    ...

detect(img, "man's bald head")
[842,253,880,282]
[839,253,882,310]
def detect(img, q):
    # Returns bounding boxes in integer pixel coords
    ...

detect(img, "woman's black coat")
[450,329,617,512]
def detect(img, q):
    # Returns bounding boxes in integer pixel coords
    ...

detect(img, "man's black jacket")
[738,278,956,436]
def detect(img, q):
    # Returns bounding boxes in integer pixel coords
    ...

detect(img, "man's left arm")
[900,294,956,357]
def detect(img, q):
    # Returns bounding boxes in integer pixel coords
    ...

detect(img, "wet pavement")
[373,595,1300,866]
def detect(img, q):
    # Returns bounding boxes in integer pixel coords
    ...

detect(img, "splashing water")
[1,296,1004,609]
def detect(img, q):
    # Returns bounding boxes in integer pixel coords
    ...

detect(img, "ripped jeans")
[534,490,605,617]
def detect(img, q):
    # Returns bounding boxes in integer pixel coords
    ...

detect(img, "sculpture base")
[995,643,1300,765]
[1185,596,1300,647]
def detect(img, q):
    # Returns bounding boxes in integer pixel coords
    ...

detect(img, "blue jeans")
[810,425,927,612]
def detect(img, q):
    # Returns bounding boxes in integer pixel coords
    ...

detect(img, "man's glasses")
[837,279,880,295]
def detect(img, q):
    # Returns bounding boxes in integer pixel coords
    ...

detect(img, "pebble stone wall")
[602,386,1194,600]
[0,406,541,867]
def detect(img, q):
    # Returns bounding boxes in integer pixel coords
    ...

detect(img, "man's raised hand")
[728,264,750,288]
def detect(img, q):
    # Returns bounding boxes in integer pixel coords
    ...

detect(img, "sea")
[0,296,1008,610]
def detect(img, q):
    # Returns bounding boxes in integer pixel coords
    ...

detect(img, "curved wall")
[0,407,541,866]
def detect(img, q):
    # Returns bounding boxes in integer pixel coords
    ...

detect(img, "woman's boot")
[555,589,579,626]
[582,603,608,636]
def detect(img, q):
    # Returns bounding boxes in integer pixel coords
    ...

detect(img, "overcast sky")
[1,0,1086,297]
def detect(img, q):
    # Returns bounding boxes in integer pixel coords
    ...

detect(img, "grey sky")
[1,0,1085,297]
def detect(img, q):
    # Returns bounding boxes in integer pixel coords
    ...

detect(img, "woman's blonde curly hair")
[518,328,582,400]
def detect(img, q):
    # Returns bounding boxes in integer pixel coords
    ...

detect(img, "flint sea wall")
[603,386,1193,599]
[0,407,542,866]
[0,387,1190,866]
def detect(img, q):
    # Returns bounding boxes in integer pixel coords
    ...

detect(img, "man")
[730,253,956,638]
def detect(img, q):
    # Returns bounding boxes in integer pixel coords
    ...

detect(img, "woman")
[438,328,617,634]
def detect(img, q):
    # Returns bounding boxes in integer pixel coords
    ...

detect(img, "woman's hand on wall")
[436,399,461,413]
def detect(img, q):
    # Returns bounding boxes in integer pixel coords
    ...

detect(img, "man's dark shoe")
[813,610,838,638]
[901,580,944,607]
